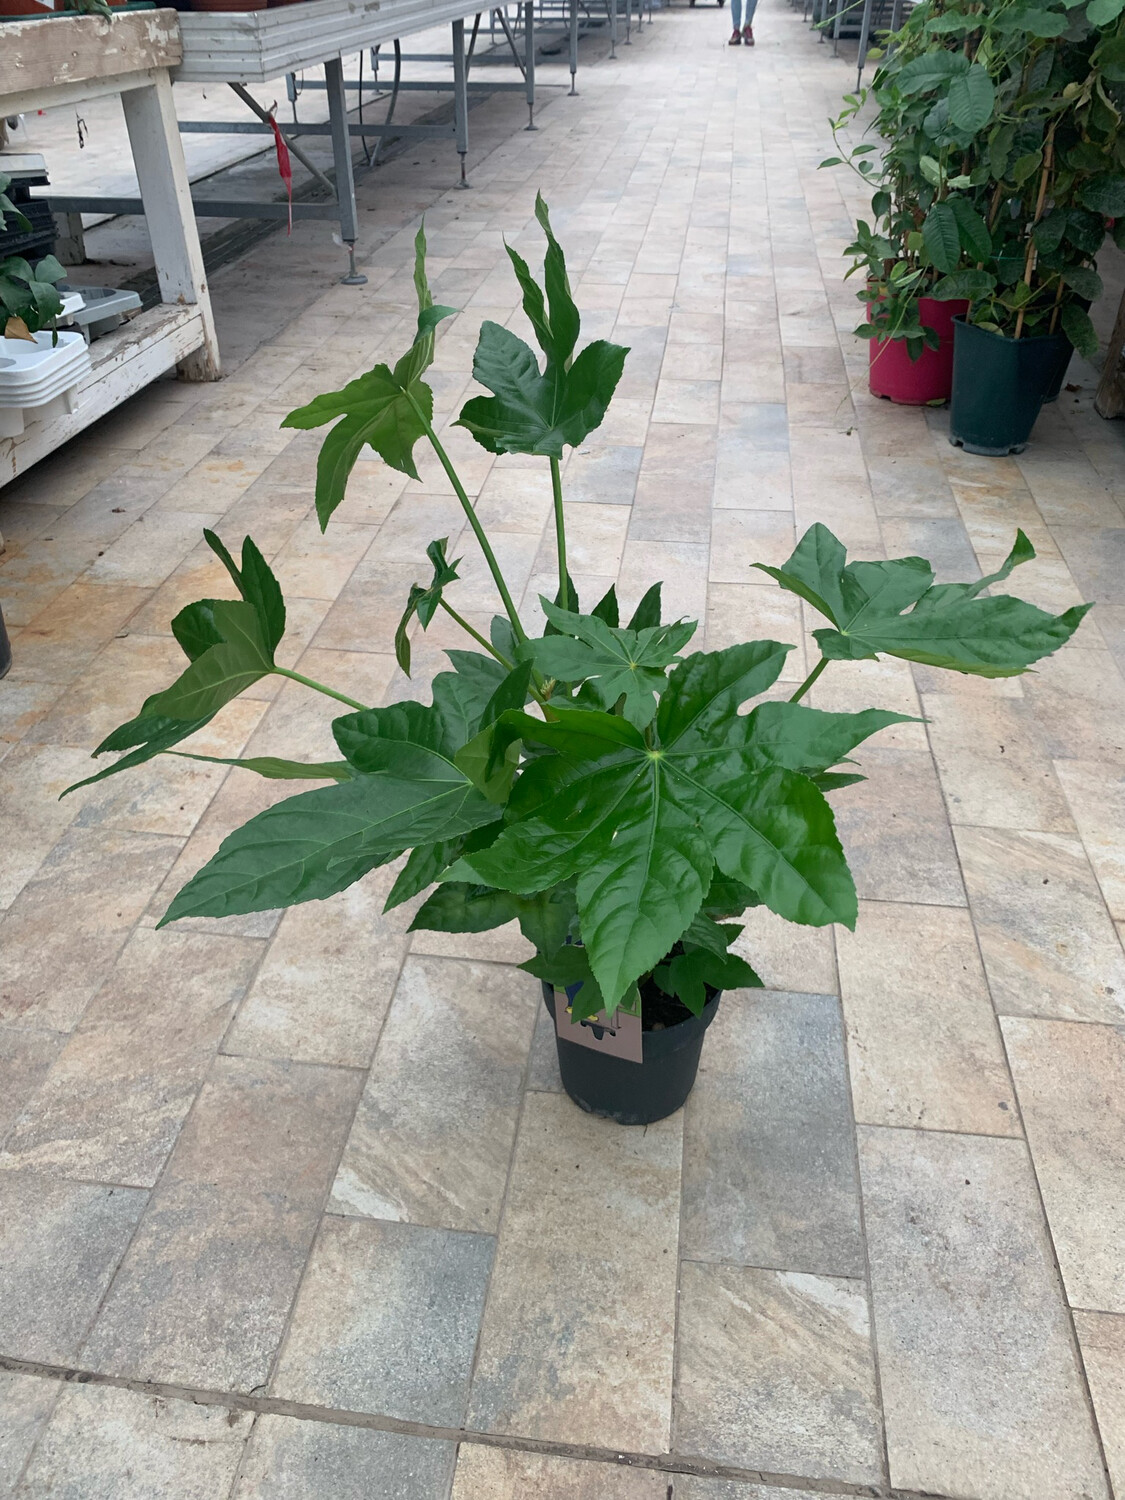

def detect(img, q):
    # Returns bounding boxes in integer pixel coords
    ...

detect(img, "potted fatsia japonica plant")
[66,197,1090,1125]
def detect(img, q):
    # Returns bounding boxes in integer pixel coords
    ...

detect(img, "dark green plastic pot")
[949,316,1070,456]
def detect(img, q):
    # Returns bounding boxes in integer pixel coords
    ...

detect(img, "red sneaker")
[743,23,754,41]
[728,27,741,41]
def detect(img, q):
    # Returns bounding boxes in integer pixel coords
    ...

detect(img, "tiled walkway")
[2,5,1125,1497]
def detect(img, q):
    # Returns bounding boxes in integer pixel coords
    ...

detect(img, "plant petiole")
[550,455,570,611]
[272,667,369,712]
[788,656,829,703]
[438,598,514,669]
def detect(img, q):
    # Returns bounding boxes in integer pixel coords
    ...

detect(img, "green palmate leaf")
[949,197,993,260]
[922,202,962,274]
[896,50,970,93]
[456,321,628,458]
[1061,301,1100,358]
[521,942,618,1023]
[532,601,696,727]
[947,64,996,132]
[160,698,497,925]
[628,582,663,630]
[64,535,287,797]
[763,525,1090,677]
[591,584,619,627]
[385,837,466,910]
[283,223,454,528]
[455,705,855,1010]
[159,767,495,926]
[453,661,534,802]
[655,640,793,748]
[735,702,914,770]
[431,651,510,751]
[504,193,582,368]
[395,537,462,674]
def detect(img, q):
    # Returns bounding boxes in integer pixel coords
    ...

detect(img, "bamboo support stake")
[1015,126,1055,341]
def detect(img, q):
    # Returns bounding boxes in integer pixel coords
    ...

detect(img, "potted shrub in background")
[65,199,1091,1125]
[825,0,1125,428]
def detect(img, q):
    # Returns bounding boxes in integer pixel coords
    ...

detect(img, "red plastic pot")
[868,295,970,405]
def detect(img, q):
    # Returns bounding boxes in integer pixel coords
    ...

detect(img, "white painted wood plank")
[0,10,180,98]
[121,73,220,381]
[0,306,205,488]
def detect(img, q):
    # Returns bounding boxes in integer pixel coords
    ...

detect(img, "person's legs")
[729,0,742,40]
[741,0,756,40]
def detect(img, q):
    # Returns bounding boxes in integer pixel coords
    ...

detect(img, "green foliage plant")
[0,182,66,345]
[823,0,1125,359]
[66,198,1091,1026]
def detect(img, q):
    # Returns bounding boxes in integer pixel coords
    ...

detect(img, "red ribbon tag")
[267,104,293,235]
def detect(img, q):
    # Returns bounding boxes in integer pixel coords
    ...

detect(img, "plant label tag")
[554,991,643,1064]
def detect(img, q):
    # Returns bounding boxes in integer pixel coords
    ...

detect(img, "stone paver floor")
[2,5,1125,1497]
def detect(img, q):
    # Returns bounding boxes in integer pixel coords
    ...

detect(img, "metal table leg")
[568,0,579,94]
[855,0,874,86]
[608,0,617,58]
[452,17,471,185]
[324,56,366,284]
[525,0,538,127]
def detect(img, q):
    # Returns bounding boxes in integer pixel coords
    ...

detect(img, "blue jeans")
[731,0,757,27]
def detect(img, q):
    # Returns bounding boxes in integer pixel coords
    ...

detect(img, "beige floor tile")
[731,904,838,994]
[923,692,1075,831]
[0,827,182,1031]
[708,510,795,581]
[83,1055,362,1391]
[451,1448,667,1499]
[16,1383,252,1500]
[271,1216,493,1425]
[7,581,149,685]
[225,871,408,1069]
[832,747,965,907]
[85,510,221,589]
[0,743,95,910]
[703,583,806,677]
[154,454,273,513]
[1054,759,1125,919]
[0,1026,64,1148]
[837,902,1019,1135]
[1003,1019,1125,1314]
[808,654,927,751]
[0,1174,148,1364]
[674,1484,854,1500]
[468,1091,681,1452]
[31,632,194,750]
[329,955,535,1232]
[0,1370,58,1493]
[1073,1311,1125,1498]
[957,827,1125,1023]
[0,928,262,1187]
[859,1126,1108,1500]
[683,991,863,1277]
[675,1262,883,1485]
[232,1415,455,1499]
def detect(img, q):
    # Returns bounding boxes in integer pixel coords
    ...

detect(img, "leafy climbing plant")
[67,197,1091,1022]
[824,0,1125,356]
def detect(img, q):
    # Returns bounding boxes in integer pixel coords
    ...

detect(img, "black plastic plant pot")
[541,982,720,1126]
[949,317,1069,456]
[0,604,10,681]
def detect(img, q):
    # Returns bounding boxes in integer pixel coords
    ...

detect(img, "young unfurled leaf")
[757,524,1090,677]
[456,198,628,458]
[456,321,628,458]
[283,224,455,528]
[169,754,354,781]
[395,537,462,674]
[531,601,696,728]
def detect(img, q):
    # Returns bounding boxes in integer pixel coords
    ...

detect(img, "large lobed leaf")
[755,525,1090,676]
[159,697,497,925]
[65,533,287,796]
